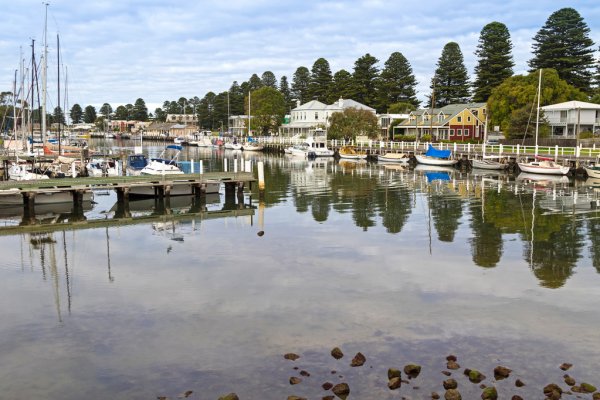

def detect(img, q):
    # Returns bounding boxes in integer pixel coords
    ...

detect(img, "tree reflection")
[429,189,463,242]
[469,189,503,268]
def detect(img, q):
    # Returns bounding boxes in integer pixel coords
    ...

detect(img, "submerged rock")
[388,368,401,380]
[579,383,597,393]
[493,366,511,380]
[447,360,460,370]
[388,377,402,390]
[444,388,462,400]
[559,363,573,371]
[218,394,239,400]
[543,383,563,399]
[511,396,524,400]
[299,370,310,377]
[289,377,302,385]
[563,375,576,386]
[331,347,344,360]
[515,379,525,387]
[286,396,306,400]
[322,382,333,390]
[284,353,300,361]
[350,352,366,367]
[467,369,486,384]
[404,364,422,379]
[332,382,350,399]
[481,386,498,400]
[443,378,458,390]
[432,392,440,399]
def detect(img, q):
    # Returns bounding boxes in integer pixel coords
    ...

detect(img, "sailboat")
[517,69,570,176]
[471,114,506,170]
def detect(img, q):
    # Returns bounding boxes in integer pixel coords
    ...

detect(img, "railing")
[252,136,600,160]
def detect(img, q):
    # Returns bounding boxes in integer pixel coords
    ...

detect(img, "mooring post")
[257,161,265,191]
[237,182,244,206]
[22,192,36,224]
[164,185,171,210]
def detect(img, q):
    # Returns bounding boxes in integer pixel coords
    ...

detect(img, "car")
[486,139,500,145]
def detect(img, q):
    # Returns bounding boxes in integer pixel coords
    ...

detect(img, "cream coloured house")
[279,98,376,137]
[541,101,600,137]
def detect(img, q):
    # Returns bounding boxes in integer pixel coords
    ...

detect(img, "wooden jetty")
[0,172,256,218]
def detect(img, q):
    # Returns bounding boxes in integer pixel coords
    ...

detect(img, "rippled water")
[1,143,599,399]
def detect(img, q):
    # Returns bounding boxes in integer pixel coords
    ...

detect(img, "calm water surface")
[1,142,599,399]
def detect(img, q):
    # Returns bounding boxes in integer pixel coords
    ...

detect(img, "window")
[457,116,462,123]
[315,112,318,120]
[457,129,462,136]
[450,129,455,136]
[467,116,471,122]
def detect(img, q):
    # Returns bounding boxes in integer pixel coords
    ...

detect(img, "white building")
[279,98,376,137]
[541,101,600,138]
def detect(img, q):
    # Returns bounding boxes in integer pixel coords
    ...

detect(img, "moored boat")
[338,146,367,160]
[517,156,570,175]
[140,145,184,175]
[471,155,506,170]
[415,145,457,166]
[584,164,600,178]
[377,152,410,164]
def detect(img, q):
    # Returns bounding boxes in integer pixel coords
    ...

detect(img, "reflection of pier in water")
[0,191,255,236]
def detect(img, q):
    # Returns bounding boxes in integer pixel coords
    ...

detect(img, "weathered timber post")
[22,192,36,224]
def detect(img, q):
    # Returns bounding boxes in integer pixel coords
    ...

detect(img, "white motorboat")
[86,158,119,177]
[584,164,600,178]
[377,152,410,164]
[517,156,570,175]
[243,141,264,151]
[224,140,243,150]
[471,155,506,170]
[338,146,367,160]
[140,145,184,175]
[126,154,149,176]
[7,163,50,180]
[415,145,458,166]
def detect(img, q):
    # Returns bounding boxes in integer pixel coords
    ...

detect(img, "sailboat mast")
[535,69,542,156]
[41,2,49,144]
[227,91,230,134]
[13,69,17,137]
[31,40,36,142]
[248,91,251,137]
[57,34,61,155]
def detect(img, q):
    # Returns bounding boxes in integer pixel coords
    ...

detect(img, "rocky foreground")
[158,347,599,400]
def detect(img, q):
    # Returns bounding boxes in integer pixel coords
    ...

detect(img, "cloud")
[1,0,598,110]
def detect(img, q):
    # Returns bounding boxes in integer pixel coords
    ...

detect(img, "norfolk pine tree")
[291,66,311,104]
[351,53,379,108]
[431,42,470,107]
[376,51,419,111]
[473,22,514,102]
[308,58,333,103]
[528,8,595,94]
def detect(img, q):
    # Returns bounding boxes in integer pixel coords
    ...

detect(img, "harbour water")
[1,142,599,399]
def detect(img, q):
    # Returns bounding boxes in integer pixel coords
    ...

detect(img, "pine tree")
[330,70,354,101]
[83,105,96,123]
[132,98,148,121]
[473,22,514,102]
[376,51,419,111]
[70,103,83,123]
[261,71,277,88]
[248,74,263,91]
[351,53,379,107]
[308,58,333,102]
[431,42,470,107]
[229,81,244,116]
[528,8,595,93]
[279,75,293,109]
[291,66,310,104]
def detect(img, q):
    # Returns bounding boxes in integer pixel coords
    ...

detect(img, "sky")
[1,0,599,114]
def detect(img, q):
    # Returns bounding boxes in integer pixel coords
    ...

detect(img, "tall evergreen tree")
[99,103,112,117]
[528,8,595,93]
[261,71,277,88]
[473,21,514,102]
[83,105,96,123]
[330,70,354,101]
[248,74,263,91]
[279,75,293,110]
[229,81,245,116]
[53,106,65,124]
[114,105,129,120]
[132,98,148,121]
[376,51,419,111]
[308,58,333,102]
[351,53,379,107]
[431,42,470,107]
[70,103,83,124]
[291,66,310,104]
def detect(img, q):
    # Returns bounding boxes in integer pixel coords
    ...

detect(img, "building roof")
[327,98,375,112]
[542,101,600,110]
[295,100,328,110]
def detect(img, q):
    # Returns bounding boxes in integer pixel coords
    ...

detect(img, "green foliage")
[506,106,550,138]
[278,76,293,110]
[114,105,129,120]
[528,8,596,93]
[328,108,379,140]
[590,93,600,104]
[153,107,166,122]
[376,51,419,111]
[388,102,416,114]
[248,74,262,91]
[291,66,310,103]
[308,58,333,103]
[52,106,65,125]
[69,103,83,124]
[83,105,97,123]
[99,103,112,117]
[473,22,514,102]
[132,98,148,121]
[246,87,286,135]
[330,69,354,101]
[351,53,379,107]
[488,68,587,134]
[228,81,245,116]
[261,71,277,88]
[431,42,470,106]
[579,130,594,139]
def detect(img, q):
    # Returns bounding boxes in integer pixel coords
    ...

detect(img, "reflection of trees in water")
[526,218,584,289]
[377,186,412,234]
[588,218,600,273]
[429,191,462,242]
[469,195,503,268]
[311,195,331,222]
